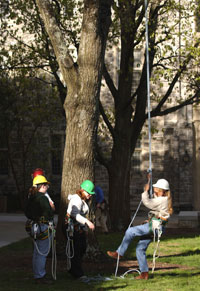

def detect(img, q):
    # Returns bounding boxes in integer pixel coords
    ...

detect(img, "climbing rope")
[114,1,161,278]
[33,222,57,280]
[65,233,74,270]
[151,218,163,273]
[144,0,153,198]
[114,200,142,278]
[65,219,74,270]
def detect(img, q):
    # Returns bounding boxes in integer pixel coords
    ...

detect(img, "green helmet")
[80,180,95,195]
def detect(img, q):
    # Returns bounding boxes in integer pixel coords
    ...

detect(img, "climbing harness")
[65,218,74,270]
[25,219,57,280]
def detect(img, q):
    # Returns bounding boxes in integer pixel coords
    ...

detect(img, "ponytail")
[28,186,39,197]
[166,190,173,215]
[76,189,87,200]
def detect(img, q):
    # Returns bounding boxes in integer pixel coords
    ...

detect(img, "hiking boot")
[107,251,122,259]
[135,272,149,280]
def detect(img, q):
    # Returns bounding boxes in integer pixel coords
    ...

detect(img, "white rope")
[33,226,52,257]
[128,200,142,229]
[144,0,153,197]
[119,269,141,279]
[51,226,57,280]
[151,222,162,273]
[114,1,153,277]
[114,200,142,278]
[33,223,57,280]
[65,231,74,270]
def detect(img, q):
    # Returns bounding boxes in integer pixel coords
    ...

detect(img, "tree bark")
[35,0,113,241]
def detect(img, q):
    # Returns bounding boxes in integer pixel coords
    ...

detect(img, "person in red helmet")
[31,169,55,211]
[25,175,55,284]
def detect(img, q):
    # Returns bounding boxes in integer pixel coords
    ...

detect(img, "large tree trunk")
[108,153,131,230]
[108,127,132,230]
[108,115,145,230]
[35,0,113,242]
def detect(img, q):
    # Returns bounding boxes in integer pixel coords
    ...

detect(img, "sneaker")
[107,251,122,259]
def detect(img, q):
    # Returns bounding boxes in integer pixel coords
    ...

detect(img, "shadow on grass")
[155,270,200,278]
[159,249,200,258]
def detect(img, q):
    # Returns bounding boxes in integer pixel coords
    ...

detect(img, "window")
[51,134,64,175]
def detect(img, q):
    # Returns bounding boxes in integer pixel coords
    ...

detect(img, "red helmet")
[32,168,45,179]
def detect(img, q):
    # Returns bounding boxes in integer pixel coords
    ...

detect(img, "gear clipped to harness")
[66,218,74,238]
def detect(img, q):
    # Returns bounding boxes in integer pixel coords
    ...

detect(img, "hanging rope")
[144,0,153,198]
[114,1,155,279]
[114,200,142,278]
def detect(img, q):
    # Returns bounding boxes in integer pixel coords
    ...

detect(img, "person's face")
[40,183,49,193]
[153,187,165,197]
[83,190,92,200]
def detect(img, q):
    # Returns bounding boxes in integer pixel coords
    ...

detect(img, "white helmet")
[153,179,169,190]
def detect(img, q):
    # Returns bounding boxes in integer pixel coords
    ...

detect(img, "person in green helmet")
[65,179,95,279]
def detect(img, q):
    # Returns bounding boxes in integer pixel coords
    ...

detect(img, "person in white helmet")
[107,176,173,280]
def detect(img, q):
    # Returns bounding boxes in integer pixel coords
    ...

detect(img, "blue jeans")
[117,223,152,272]
[32,224,51,279]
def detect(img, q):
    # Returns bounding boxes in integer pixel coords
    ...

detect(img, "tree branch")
[35,0,78,86]
[103,63,118,101]
[99,100,115,139]
[153,40,200,114]
[150,91,200,117]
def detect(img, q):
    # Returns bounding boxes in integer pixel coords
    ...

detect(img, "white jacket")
[142,191,170,220]
[67,194,89,225]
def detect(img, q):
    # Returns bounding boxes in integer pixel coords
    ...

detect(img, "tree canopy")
[1,0,200,229]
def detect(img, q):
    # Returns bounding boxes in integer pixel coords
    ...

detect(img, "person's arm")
[45,193,55,211]
[67,196,88,225]
[67,196,95,229]
[142,191,169,213]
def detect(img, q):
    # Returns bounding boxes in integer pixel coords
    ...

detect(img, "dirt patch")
[0,251,191,276]
[1,227,198,275]
[82,259,192,276]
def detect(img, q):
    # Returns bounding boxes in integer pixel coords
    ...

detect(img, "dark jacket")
[25,192,54,222]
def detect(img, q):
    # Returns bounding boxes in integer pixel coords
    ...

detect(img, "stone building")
[0,1,200,223]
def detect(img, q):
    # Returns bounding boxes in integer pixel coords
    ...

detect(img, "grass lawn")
[0,230,200,291]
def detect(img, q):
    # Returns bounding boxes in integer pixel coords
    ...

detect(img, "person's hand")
[144,183,149,192]
[86,220,95,230]
[147,172,151,181]
[50,202,55,211]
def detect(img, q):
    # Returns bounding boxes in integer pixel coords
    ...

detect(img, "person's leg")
[100,214,108,233]
[116,223,150,256]
[32,237,50,279]
[136,237,152,273]
[69,231,86,278]
[32,224,51,279]
[95,208,101,227]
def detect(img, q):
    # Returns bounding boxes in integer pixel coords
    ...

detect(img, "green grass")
[0,231,200,290]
